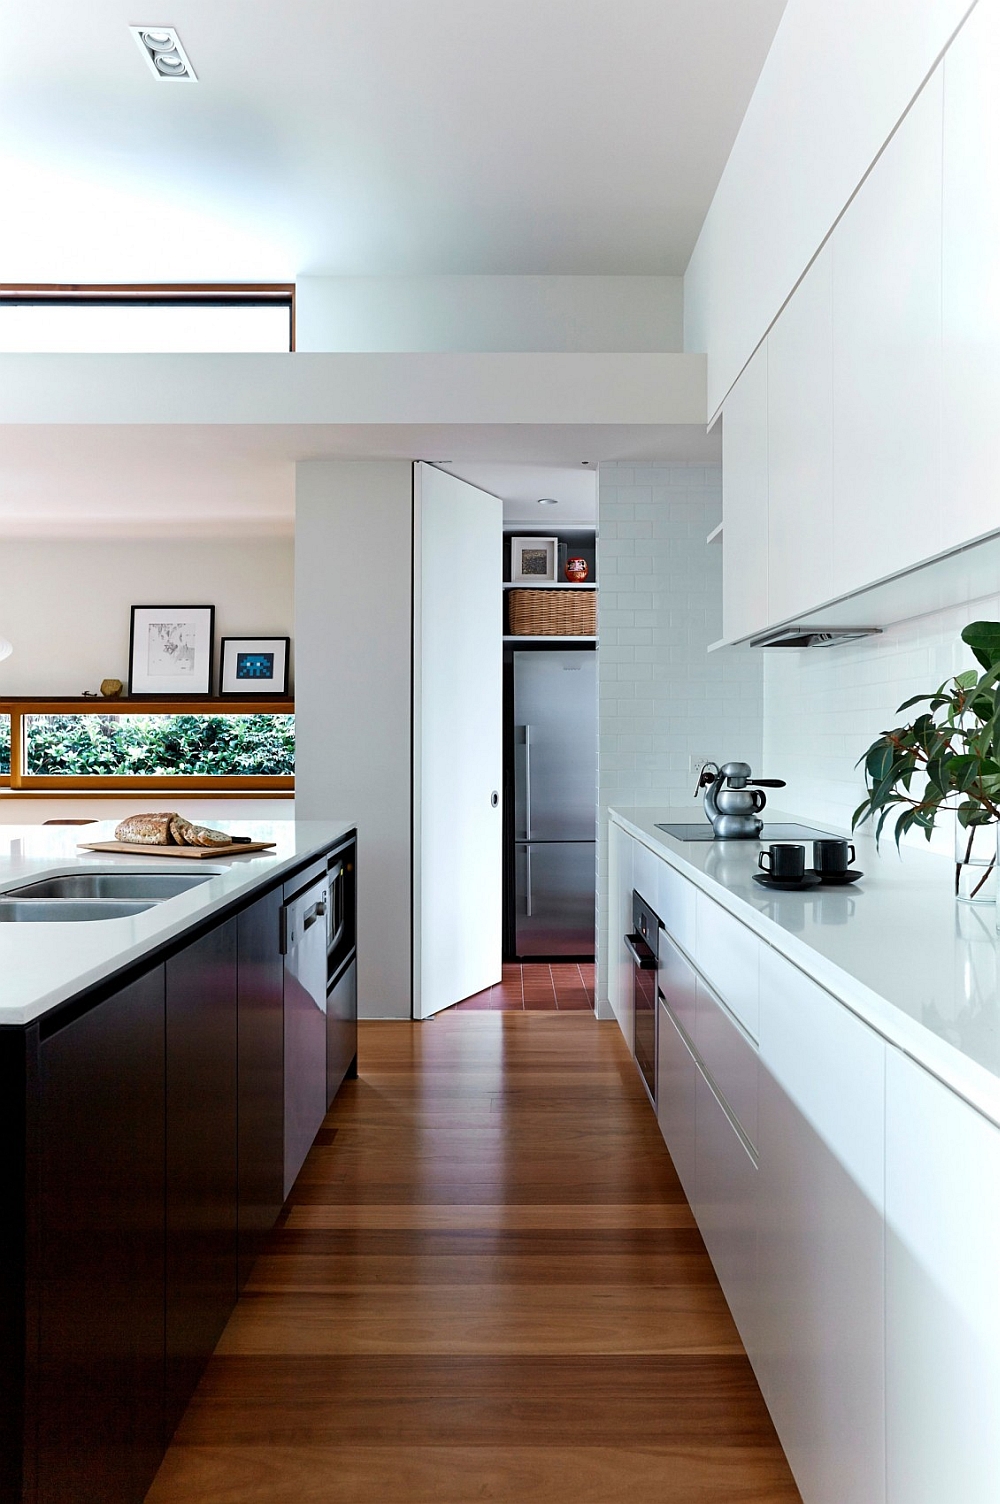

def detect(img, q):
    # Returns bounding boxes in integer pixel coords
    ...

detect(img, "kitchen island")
[0,819,356,1504]
[609,806,1000,1504]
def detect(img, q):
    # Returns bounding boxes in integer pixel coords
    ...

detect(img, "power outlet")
[688,754,712,776]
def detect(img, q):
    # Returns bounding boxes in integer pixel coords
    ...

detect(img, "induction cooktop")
[655,822,837,843]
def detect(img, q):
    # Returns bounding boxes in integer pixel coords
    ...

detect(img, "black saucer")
[753,871,822,892]
[810,868,863,885]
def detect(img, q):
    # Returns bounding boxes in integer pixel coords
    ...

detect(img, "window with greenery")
[0,714,9,776]
[24,714,294,778]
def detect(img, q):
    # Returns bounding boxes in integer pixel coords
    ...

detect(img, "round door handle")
[491,791,499,807]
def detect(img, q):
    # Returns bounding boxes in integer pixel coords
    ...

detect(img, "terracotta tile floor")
[452,961,596,1011]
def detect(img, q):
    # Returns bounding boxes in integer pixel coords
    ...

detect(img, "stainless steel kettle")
[695,761,786,839]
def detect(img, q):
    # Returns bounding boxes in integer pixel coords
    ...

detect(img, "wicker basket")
[508,589,596,637]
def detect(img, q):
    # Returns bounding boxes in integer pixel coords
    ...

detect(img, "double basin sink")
[0,871,215,922]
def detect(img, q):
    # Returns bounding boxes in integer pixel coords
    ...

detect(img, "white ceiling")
[0,422,718,536]
[0,0,786,283]
[442,462,597,523]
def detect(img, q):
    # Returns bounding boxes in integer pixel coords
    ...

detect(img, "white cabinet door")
[657,998,698,1206]
[656,856,696,957]
[941,0,1000,552]
[694,1063,758,1354]
[413,463,502,1017]
[831,71,943,598]
[885,1049,1000,1504]
[767,243,834,624]
[721,343,769,642]
[694,976,758,1152]
[631,838,658,913]
[694,892,760,1040]
[607,822,633,1046]
[757,946,885,1504]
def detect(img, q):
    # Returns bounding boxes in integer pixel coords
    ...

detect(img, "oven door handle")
[624,933,657,969]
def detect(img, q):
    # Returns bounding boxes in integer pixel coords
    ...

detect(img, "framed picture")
[128,605,215,697]
[511,536,558,583]
[220,636,290,697]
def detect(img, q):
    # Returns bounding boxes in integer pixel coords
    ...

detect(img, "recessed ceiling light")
[131,25,197,81]
[537,497,558,505]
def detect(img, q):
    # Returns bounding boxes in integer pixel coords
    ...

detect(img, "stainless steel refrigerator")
[510,648,596,957]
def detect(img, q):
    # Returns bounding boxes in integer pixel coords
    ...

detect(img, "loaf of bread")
[114,812,232,847]
[170,815,231,847]
[115,813,177,845]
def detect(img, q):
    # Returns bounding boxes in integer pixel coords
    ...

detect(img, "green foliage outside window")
[23,714,294,777]
[0,715,9,776]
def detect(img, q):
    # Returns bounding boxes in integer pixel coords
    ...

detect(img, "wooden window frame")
[0,698,294,795]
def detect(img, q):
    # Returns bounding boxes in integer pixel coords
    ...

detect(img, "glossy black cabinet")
[1,831,357,1504]
[35,969,166,1504]
[164,919,238,1440]
[237,889,285,1288]
[327,954,358,1107]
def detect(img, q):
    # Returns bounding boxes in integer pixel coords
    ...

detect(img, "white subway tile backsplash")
[763,593,1000,851]
[595,461,764,1005]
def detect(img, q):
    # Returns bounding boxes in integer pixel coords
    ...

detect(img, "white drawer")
[695,892,760,1039]
[631,838,659,912]
[695,976,758,1151]
[694,1062,758,1352]
[658,930,698,1045]
[657,999,698,1203]
[657,856,696,956]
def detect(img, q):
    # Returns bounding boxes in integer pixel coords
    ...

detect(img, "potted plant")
[853,621,1000,901]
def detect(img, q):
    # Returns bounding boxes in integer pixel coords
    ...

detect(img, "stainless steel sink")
[6,872,213,901]
[0,899,158,922]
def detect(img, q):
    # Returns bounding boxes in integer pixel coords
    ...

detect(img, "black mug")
[758,843,805,881]
[813,838,856,875]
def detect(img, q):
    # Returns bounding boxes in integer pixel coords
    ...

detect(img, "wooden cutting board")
[79,840,277,859]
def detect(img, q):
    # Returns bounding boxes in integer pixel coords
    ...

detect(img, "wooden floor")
[146,1012,800,1503]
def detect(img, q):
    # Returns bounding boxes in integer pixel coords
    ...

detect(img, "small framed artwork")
[511,536,558,583]
[220,637,290,697]
[128,605,214,696]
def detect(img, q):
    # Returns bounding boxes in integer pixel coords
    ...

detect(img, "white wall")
[294,460,413,1020]
[296,276,684,353]
[762,600,992,853]
[0,537,293,695]
[596,462,764,1010]
[685,0,977,414]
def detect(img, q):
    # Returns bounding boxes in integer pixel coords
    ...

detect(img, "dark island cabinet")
[237,888,285,1288]
[35,967,167,1504]
[0,835,356,1504]
[164,918,239,1441]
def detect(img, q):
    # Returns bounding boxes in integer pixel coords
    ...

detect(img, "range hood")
[749,625,883,649]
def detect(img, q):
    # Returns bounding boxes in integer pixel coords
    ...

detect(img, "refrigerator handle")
[525,844,532,917]
[514,724,532,841]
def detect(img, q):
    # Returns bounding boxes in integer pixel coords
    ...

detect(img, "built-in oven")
[625,889,661,1105]
[325,835,358,1106]
[325,838,355,979]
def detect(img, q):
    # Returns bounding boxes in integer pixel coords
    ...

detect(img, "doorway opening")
[441,460,598,991]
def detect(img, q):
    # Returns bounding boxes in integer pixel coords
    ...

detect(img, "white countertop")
[0,818,354,1027]
[611,805,1000,1129]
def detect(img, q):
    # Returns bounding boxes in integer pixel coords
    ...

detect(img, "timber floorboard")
[146,1012,800,1503]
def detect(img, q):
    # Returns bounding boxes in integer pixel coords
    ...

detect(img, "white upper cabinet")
[941,0,1000,553]
[831,72,943,597]
[767,244,834,624]
[721,343,769,642]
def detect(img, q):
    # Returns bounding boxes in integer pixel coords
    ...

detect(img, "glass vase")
[954,820,998,904]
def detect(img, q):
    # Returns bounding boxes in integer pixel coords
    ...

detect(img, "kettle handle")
[751,789,767,812]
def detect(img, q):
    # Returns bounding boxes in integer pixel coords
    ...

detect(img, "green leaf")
[963,621,1000,671]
